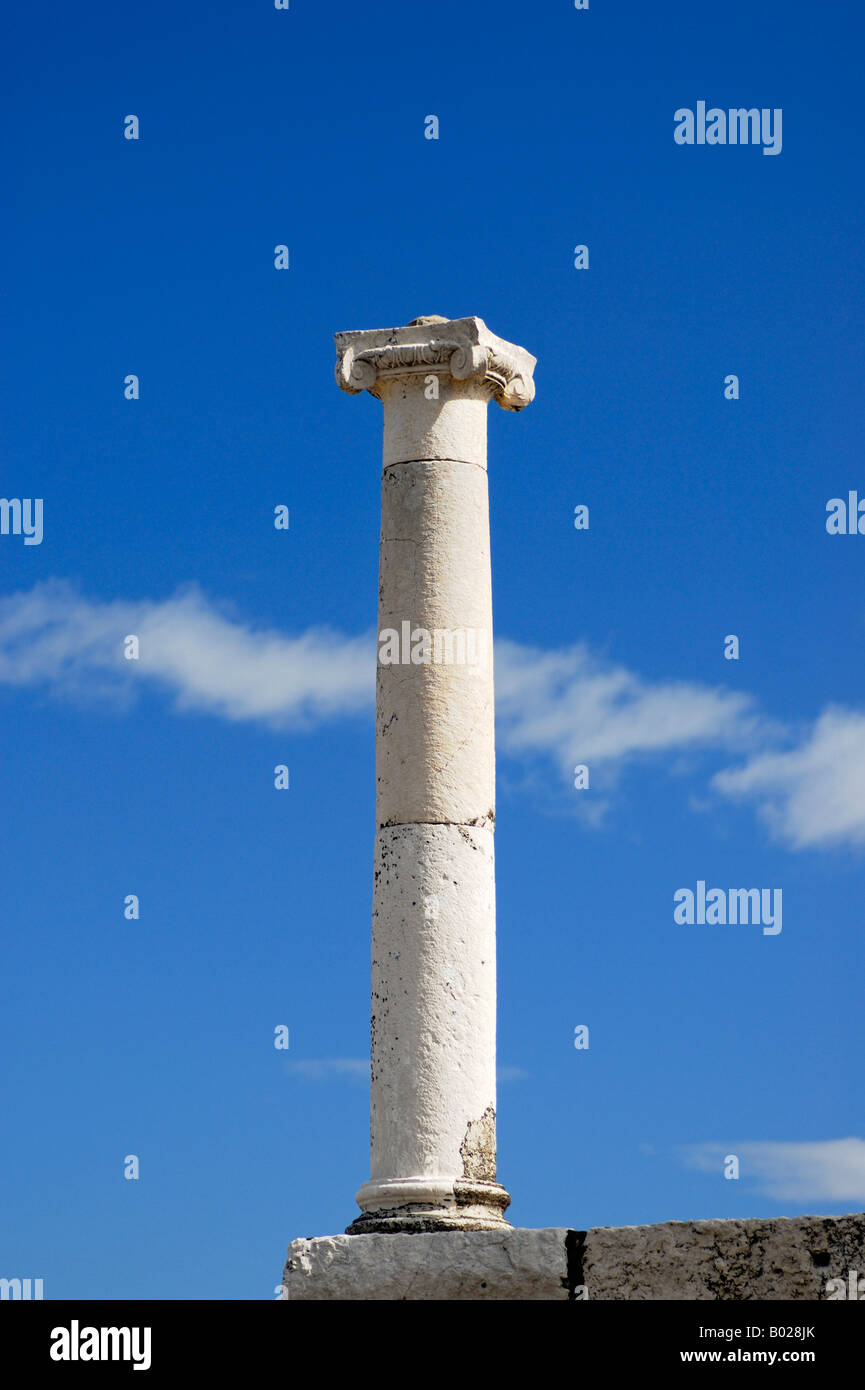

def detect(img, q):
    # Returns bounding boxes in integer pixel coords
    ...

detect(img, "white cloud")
[682,1138,865,1203]
[282,1058,527,1084]
[495,639,764,771]
[4,581,865,852]
[497,1065,530,1083]
[713,708,865,850]
[2,586,762,763]
[284,1058,370,1082]
[0,580,373,727]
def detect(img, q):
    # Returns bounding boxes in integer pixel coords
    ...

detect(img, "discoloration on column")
[335,314,536,1232]
[460,1105,498,1183]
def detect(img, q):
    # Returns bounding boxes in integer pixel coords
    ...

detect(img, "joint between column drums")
[381,457,489,471]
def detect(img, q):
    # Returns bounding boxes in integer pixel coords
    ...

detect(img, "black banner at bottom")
[2,1298,859,1376]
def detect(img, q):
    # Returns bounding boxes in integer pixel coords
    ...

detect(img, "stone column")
[335,315,536,1233]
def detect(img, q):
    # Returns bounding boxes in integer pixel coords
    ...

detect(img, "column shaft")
[335,316,535,1232]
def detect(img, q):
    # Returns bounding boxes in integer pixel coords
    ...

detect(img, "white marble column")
[335,315,536,1232]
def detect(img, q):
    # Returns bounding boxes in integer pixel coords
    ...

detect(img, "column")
[335,315,536,1232]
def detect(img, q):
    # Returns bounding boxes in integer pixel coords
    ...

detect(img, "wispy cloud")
[282,1057,527,1086]
[497,1065,530,1083]
[495,638,766,771]
[284,1058,369,1082]
[3,581,865,852]
[712,708,865,850]
[682,1139,865,1203]
[0,580,373,726]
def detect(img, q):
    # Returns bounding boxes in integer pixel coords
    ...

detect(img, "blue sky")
[2,0,864,1298]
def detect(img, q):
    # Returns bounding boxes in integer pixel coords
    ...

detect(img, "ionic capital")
[335,315,536,412]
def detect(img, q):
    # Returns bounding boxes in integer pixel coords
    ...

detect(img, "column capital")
[334,315,536,412]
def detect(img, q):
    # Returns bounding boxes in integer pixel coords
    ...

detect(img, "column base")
[346,1176,511,1234]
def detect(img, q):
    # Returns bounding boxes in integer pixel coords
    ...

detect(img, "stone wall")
[283,1214,865,1301]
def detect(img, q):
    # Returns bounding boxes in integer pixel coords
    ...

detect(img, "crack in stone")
[564,1230,587,1301]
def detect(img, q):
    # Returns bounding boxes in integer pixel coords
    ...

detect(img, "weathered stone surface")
[332,315,535,1234]
[283,1228,571,1301]
[380,381,491,471]
[335,316,536,417]
[583,1214,865,1301]
[358,823,504,1230]
[282,1214,865,1301]
[335,317,535,468]
[376,457,494,829]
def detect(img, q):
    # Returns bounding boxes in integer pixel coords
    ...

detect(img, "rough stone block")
[283,1228,572,1301]
[282,1214,865,1301]
[583,1214,865,1300]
